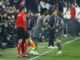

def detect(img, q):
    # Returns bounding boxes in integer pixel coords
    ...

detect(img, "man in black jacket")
[48,11,56,48]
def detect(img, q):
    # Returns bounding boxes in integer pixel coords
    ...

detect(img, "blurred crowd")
[0,0,80,49]
[0,0,24,48]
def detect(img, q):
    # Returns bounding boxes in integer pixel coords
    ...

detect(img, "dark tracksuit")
[54,17,64,51]
[49,15,55,47]
[55,17,64,40]
[31,15,45,50]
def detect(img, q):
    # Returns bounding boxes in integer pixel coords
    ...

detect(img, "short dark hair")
[19,6,26,12]
[40,8,48,15]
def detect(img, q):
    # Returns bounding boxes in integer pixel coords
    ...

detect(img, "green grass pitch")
[0,36,80,60]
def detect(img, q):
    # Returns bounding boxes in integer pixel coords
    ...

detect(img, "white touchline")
[38,46,47,48]
[28,37,80,60]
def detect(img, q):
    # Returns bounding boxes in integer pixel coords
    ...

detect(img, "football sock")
[21,39,25,54]
[17,43,22,56]
[34,39,38,50]
[31,42,36,50]
[57,43,62,51]
[30,38,36,50]
[23,42,28,55]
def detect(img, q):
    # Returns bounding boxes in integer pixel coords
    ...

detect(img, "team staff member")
[16,6,29,57]
[53,10,64,55]
[48,11,56,48]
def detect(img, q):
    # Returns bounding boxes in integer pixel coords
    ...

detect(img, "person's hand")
[45,15,50,20]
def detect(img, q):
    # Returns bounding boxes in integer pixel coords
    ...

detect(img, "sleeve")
[58,18,64,30]
[24,24,27,32]
[39,17,46,27]
[22,15,27,32]
[49,16,55,27]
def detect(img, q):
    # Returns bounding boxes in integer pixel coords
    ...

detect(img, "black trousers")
[49,30,55,47]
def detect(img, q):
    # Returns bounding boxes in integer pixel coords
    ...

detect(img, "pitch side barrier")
[63,18,80,36]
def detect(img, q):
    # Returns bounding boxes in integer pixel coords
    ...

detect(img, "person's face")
[4,14,7,17]
[53,10,57,16]
[23,8,27,13]
[4,23,8,27]
[26,13,30,18]
[34,14,38,17]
